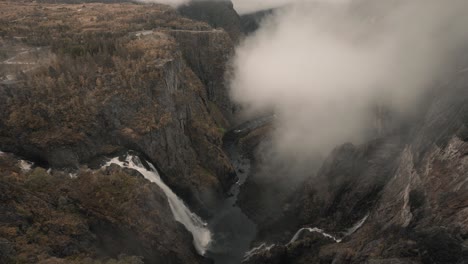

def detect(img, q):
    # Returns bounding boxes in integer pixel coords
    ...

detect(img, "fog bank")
[230,0,468,163]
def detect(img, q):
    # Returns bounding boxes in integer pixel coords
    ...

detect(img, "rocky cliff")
[0,1,237,216]
[178,0,242,43]
[168,29,235,123]
[0,2,238,262]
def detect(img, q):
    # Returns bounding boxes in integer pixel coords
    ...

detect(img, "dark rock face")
[168,29,235,123]
[295,136,404,231]
[178,0,242,43]
[0,153,207,264]
[239,72,468,263]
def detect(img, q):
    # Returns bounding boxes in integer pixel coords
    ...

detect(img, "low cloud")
[230,0,468,166]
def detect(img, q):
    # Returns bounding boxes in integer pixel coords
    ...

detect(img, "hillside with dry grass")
[0,3,237,262]
[0,151,208,264]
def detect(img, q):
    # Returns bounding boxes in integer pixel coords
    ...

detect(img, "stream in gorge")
[204,128,257,264]
[4,114,370,263]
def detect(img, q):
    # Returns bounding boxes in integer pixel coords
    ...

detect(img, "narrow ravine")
[204,130,257,264]
[101,117,274,263]
[103,144,257,263]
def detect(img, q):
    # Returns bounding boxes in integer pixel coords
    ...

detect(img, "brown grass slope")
[0,1,236,215]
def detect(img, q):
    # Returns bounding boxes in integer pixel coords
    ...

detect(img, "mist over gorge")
[230,0,468,162]
[232,2,468,263]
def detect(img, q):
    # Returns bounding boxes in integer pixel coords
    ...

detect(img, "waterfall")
[288,213,370,245]
[289,227,342,244]
[104,154,212,255]
[244,213,370,260]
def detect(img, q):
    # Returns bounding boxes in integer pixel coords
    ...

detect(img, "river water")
[205,135,257,264]
[104,143,257,263]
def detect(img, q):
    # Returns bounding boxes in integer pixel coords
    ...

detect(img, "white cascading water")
[288,214,370,245]
[245,214,370,260]
[104,154,212,255]
[289,227,342,244]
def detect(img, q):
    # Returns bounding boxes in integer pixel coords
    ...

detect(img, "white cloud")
[230,0,468,163]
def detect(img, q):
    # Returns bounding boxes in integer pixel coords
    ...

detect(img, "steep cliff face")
[178,0,242,43]
[0,152,206,264]
[168,29,235,124]
[0,2,234,216]
[240,71,468,263]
